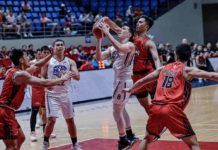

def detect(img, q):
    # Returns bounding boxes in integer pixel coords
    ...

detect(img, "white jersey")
[46,57,71,95]
[108,46,135,81]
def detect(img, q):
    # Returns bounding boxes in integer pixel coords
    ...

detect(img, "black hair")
[41,45,50,51]
[10,49,24,66]
[136,15,154,30]
[176,44,191,62]
[36,48,42,52]
[123,25,134,42]
[52,39,65,47]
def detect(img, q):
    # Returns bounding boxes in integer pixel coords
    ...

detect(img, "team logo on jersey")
[53,65,67,78]
[112,51,120,59]
[164,70,177,77]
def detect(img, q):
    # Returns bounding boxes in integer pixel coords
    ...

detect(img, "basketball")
[92,23,104,39]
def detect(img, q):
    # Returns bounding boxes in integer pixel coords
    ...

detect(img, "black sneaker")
[127,134,139,144]
[118,138,132,150]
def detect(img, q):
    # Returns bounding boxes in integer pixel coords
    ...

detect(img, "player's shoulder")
[145,39,156,47]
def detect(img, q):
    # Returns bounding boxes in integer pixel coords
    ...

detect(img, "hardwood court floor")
[0,85,218,150]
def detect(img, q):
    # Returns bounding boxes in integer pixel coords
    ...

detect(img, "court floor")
[1,85,218,150]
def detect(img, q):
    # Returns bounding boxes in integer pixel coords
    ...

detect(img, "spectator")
[157,43,167,64]
[65,10,76,23]
[40,12,58,35]
[63,11,77,36]
[206,42,212,52]
[166,50,175,64]
[94,12,103,22]
[1,46,7,51]
[125,5,134,26]
[79,12,86,24]
[134,8,143,18]
[21,0,32,12]
[91,55,99,69]
[59,3,67,19]
[21,44,28,51]
[196,50,207,71]
[115,15,123,27]
[6,5,13,15]
[27,44,34,60]
[3,10,21,35]
[0,8,6,34]
[17,11,33,37]
[79,59,94,71]
[84,12,94,24]
[0,64,6,78]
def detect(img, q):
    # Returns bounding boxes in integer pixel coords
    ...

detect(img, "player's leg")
[138,133,158,150]
[166,105,199,150]
[123,107,139,143]
[137,96,150,114]
[3,139,17,150]
[16,128,26,149]
[122,80,139,143]
[61,96,81,150]
[182,135,200,150]
[42,95,59,149]
[40,107,47,131]
[2,113,25,150]
[139,105,165,150]
[113,81,133,150]
[136,82,156,115]
[30,106,39,142]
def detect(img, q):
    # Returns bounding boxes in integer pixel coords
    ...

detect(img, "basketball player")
[124,44,218,150]
[38,46,52,131]
[101,16,161,114]
[0,49,72,150]
[30,49,44,142]
[41,39,81,150]
[96,22,138,150]
[30,47,56,142]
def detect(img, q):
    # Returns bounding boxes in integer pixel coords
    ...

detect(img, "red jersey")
[153,62,192,110]
[32,68,45,106]
[0,68,26,110]
[133,36,154,73]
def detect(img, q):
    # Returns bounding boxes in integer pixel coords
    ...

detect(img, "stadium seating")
[0,0,167,37]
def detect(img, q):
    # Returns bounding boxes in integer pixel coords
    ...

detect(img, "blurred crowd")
[0,0,146,38]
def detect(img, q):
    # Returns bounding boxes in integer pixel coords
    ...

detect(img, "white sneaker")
[23,32,27,37]
[41,141,49,150]
[28,32,33,37]
[30,132,37,142]
[72,143,82,150]
[50,133,56,138]
[35,123,40,129]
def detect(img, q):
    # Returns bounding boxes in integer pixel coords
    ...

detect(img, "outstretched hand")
[61,71,74,81]
[98,22,110,34]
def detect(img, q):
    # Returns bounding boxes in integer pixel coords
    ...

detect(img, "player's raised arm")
[146,40,161,68]
[125,67,163,93]
[98,22,134,53]
[101,16,122,34]
[185,67,218,81]
[95,38,111,61]
[26,52,53,74]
